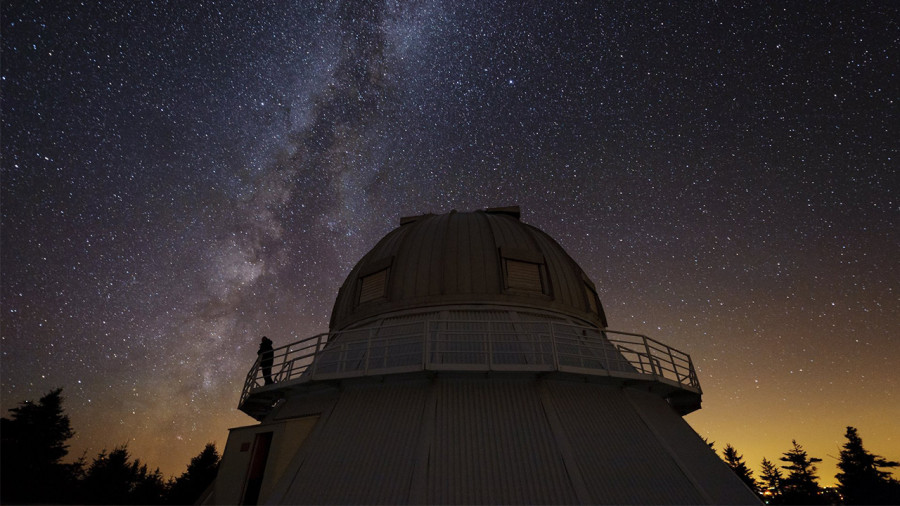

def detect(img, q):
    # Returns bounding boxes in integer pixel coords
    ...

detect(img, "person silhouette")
[257,336,274,385]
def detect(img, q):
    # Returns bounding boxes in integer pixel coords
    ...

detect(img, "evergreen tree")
[722,444,758,493]
[167,443,221,505]
[133,464,168,505]
[836,426,900,504]
[759,457,783,502]
[80,445,167,504]
[779,440,825,505]
[0,388,76,503]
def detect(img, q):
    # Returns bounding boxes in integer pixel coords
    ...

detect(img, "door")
[241,431,273,505]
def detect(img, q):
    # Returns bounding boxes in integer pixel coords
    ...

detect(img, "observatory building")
[210,207,759,505]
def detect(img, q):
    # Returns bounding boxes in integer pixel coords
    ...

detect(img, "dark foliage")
[7,389,900,505]
[759,457,783,503]
[836,426,900,505]
[0,389,226,505]
[722,444,759,493]
[779,440,826,505]
[0,388,78,504]
[167,443,221,505]
[79,445,168,504]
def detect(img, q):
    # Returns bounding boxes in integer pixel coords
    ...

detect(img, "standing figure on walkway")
[257,336,274,385]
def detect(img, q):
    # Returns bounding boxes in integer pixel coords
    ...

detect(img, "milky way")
[2,1,897,482]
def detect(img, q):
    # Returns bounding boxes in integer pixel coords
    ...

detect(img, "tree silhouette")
[167,443,220,505]
[779,440,825,504]
[722,444,758,493]
[0,388,77,503]
[759,457,783,502]
[80,445,167,504]
[836,426,900,504]
[0,389,236,505]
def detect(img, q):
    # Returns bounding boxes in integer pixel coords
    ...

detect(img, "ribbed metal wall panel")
[531,227,582,311]
[472,211,501,294]
[393,213,426,301]
[273,392,337,420]
[228,375,752,505]
[282,381,428,504]
[330,210,605,331]
[485,210,518,249]
[329,220,412,329]
[410,213,435,297]
[382,216,415,253]
[444,309,513,322]
[427,213,450,296]
[444,212,462,293]
[379,308,567,326]
[546,381,707,504]
[624,389,760,504]
[380,310,440,327]
[427,378,577,505]
[516,309,568,323]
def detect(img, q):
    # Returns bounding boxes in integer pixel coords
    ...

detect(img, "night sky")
[2,0,897,484]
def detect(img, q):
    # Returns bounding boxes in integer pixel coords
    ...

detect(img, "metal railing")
[239,320,700,408]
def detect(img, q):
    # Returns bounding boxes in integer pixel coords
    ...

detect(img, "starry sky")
[2,0,897,485]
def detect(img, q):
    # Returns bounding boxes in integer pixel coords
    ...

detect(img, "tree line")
[715,429,900,505]
[3,388,899,504]
[1,389,219,505]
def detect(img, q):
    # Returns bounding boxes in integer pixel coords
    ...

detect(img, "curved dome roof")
[329,206,608,331]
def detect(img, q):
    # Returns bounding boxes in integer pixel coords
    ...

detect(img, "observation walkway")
[239,320,702,420]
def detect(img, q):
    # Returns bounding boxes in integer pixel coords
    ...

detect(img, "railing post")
[251,356,261,386]
[667,346,679,383]
[687,355,698,388]
[643,335,657,378]
[311,333,323,378]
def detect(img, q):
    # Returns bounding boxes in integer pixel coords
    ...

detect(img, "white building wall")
[216,375,759,505]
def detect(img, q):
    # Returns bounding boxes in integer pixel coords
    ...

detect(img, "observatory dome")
[330,206,608,332]
[218,206,760,505]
